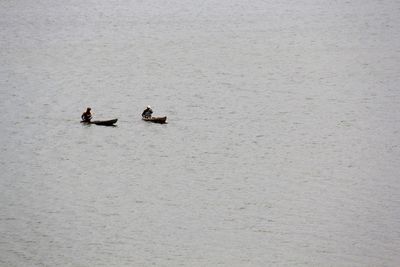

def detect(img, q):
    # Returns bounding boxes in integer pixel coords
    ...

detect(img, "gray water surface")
[1,0,400,266]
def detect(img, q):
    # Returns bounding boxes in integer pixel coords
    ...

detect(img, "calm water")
[1,0,400,266]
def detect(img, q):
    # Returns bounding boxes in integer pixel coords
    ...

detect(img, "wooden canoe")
[142,116,167,124]
[81,119,118,126]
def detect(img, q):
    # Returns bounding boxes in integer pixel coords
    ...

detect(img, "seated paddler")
[142,105,153,118]
[81,107,92,122]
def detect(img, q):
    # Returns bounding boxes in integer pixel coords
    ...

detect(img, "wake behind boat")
[81,118,118,126]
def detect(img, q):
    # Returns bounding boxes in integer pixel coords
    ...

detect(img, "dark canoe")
[81,119,118,126]
[142,116,167,124]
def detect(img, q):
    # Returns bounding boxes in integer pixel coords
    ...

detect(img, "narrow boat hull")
[81,119,118,126]
[142,116,167,124]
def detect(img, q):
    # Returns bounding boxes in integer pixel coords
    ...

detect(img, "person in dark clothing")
[81,107,92,122]
[142,105,153,118]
